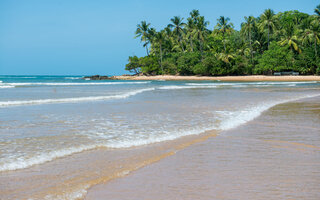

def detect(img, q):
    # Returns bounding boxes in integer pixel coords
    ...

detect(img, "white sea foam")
[1,81,150,87]
[64,77,81,80]
[186,81,318,87]
[0,144,101,171]
[159,85,217,90]
[217,93,320,130]
[186,83,233,86]
[0,85,15,88]
[0,88,155,107]
[0,93,319,173]
[0,124,218,172]
[0,76,36,79]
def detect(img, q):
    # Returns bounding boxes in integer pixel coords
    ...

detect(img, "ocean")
[0,75,319,199]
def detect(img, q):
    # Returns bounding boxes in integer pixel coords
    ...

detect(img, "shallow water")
[85,97,320,200]
[0,75,319,199]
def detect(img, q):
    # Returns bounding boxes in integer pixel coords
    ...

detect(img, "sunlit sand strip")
[264,140,320,150]
[114,75,320,82]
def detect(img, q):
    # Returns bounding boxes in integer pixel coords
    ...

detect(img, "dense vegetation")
[126,5,320,76]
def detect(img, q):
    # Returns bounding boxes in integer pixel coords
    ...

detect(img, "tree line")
[126,5,320,76]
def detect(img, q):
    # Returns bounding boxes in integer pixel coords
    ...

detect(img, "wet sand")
[114,75,320,81]
[0,129,217,200]
[85,96,320,200]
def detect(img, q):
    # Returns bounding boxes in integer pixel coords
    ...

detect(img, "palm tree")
[215,16,234,51]
[153,31,166,74]
[279,22,301,53]
[135,21,151,56]
[215,16,234,36]
[258,9,278,48]
[168,16,186,52]
[301,16,320,61]
[310,21,320,60]
[163,26,175,53]
[315,4,320,18]
[185,18,195,52]
[241,16,255,64]
[190,9,200,22]
[193,16,209,54]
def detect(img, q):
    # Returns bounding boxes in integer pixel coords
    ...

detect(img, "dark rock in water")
[83,75,117,80]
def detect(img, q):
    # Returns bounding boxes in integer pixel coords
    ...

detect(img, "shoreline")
[113,75,320,81]
[85,96,320,200]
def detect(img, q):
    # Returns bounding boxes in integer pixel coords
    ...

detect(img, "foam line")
[0,81,150,87]
[0,88,155,107]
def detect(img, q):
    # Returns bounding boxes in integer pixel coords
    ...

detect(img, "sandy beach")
[114,75,320,81]
[85,96,320,200]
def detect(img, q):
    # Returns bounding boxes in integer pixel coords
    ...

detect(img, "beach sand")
[85,96,320,200]
[114,75,320,81]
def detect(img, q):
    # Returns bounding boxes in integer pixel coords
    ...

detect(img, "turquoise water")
[0,75,320,172]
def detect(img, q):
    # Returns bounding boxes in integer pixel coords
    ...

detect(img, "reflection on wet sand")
[85,97,320,200]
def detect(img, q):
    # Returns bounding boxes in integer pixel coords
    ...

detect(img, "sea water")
[0,75,319,199]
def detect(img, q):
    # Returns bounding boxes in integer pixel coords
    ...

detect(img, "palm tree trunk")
[179,37,185,52]
[190,38,194,52]
[249,31,253,65]
[160,43,163,74]
[146,45,149,56]
[222,32,226,52]
[200,40,204,61]
[315,38,318,61]
[267,26,270,49]
[181,42,185,52]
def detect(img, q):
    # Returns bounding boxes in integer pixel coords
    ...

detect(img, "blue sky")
[0,0,318,75]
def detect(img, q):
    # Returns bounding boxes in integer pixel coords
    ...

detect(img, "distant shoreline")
[113,75,320,82]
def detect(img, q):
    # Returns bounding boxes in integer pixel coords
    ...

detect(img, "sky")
[0,0,318,75]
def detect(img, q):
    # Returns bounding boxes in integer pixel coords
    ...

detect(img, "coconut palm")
[193,16,209,54]
[163,26,175,53]
[315,4,320,17]
[190,9,200,21]
[153,31,166,74]
[215,16,234,51]
[241,16,256,64]
[279,22,301,53]
[186,18,196,52]
[215,16,234,36]
[216,51,235,64]
[135,21,151,55]
[258,9,278,48]
[168,16,186,52]
[301,16,320,59]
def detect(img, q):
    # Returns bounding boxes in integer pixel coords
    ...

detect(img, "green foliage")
[316,66,320,75]
[128,6,320,76]
[254,42,294,74]
[176,52,201,75]
[295,46,319,74]
[139,56,159,75]
[162,60,177,75]
[125,56,140,74]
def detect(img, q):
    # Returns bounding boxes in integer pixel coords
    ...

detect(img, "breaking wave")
[0,88,155,107]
